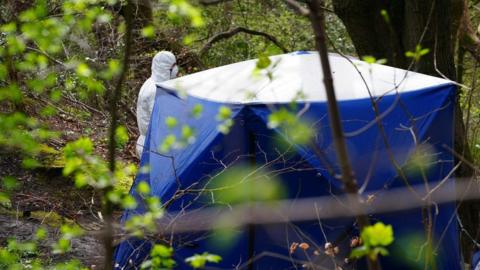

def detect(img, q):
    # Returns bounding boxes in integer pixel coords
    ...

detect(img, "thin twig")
[103,1,134,269]
[199,27,288,56]
[199,0,233,5]
[307,0,379,269]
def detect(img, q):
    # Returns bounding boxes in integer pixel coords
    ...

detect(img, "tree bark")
[332,0,479,263]
[308,1,380,269]
[104,2,134,269]
[118,0,154,96]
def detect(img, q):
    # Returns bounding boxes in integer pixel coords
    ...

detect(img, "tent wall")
[114,83,459,269]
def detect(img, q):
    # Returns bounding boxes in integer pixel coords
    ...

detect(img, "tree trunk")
[123,0,154,91]
[332,0,479,263]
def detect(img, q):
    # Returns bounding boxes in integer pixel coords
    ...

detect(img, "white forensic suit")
[136,51,178,157]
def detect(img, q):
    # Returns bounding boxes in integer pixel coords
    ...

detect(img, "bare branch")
[307,1,380,269]
[284,0,310,16]
[199,27,288,56]
[198,0,233,6]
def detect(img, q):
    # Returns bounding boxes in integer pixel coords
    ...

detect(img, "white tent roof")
[158,52,452,104]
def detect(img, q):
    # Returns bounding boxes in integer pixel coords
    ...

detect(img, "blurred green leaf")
[256,55,271,69]
[380,9,390,23]
[142,25,156,38]
[185,252,221,269]
[115,125,129,148]
[361,222,394,247]
[268,107,314,145]
[216,106,232,121]
[208,165,285,204]
[165,116,178,129]
[76,63,92,77]
[351,222,394,261]
[138,182,150,195]
[191,104,203,119]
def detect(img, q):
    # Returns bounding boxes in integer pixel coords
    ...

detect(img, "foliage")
[351,222,394,261]
[141,244,176,270]
[0,229,88,270]
[268,107,314,145]
[63,137,137,195]
[52,224,84,254]
[405,44,430,63]
[361,55,387,65]
[185,252,222,269]
[216,106,233,134]
[208,165,285,204]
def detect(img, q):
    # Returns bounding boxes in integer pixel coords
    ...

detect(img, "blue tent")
[114,52,460,269]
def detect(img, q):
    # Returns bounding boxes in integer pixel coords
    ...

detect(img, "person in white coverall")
[136,51,178,157]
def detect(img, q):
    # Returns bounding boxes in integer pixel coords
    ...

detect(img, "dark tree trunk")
[332,0,479,263]
[123,0,154,91]
[332,0,462,78]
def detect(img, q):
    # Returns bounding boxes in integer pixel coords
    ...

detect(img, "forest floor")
[0,96,139,269]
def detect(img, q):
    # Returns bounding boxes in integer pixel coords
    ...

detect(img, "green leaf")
[204,254,222,263]
[380,9,390,23]
[0,192,11,207]
[217,119,233,134]
[2,176,19,191]
[101,59,121,79]
[60,224,83,239]
[6,35,26,55]
[160,134,177,152]
[186,252,222,269]
[362,55,377,64]
[374,246,389,257]
[63,138,94,158]
[0,64,7,80]
[265,44,283,56]
[209,165,285,204]
[151,244,173,258]
[191,104,203,119]
[419,48,430,56]
[256,55,271,69]
[165,116,178,129]
[140,260,152,269]
[216,106,232,121]
[405,44,430,62]
[376,58,387,65]
[361,222,394,247]
[181,125,195,141]
[350,245,369,259]
[362,56,387,65]
[1,22,17,33]
[22,158,40,169]
[107,190,121,203]
[35,227,47,240]
[76,63,92,77]
[168,0,204,27]
[115,125,129,147]
[183,33,198,45]
[53,238,70,254]
[216,106,233,134]
[142,25,155,38]
[405,51,415,58]
[137,182,150,195]
[122,195,137,209]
